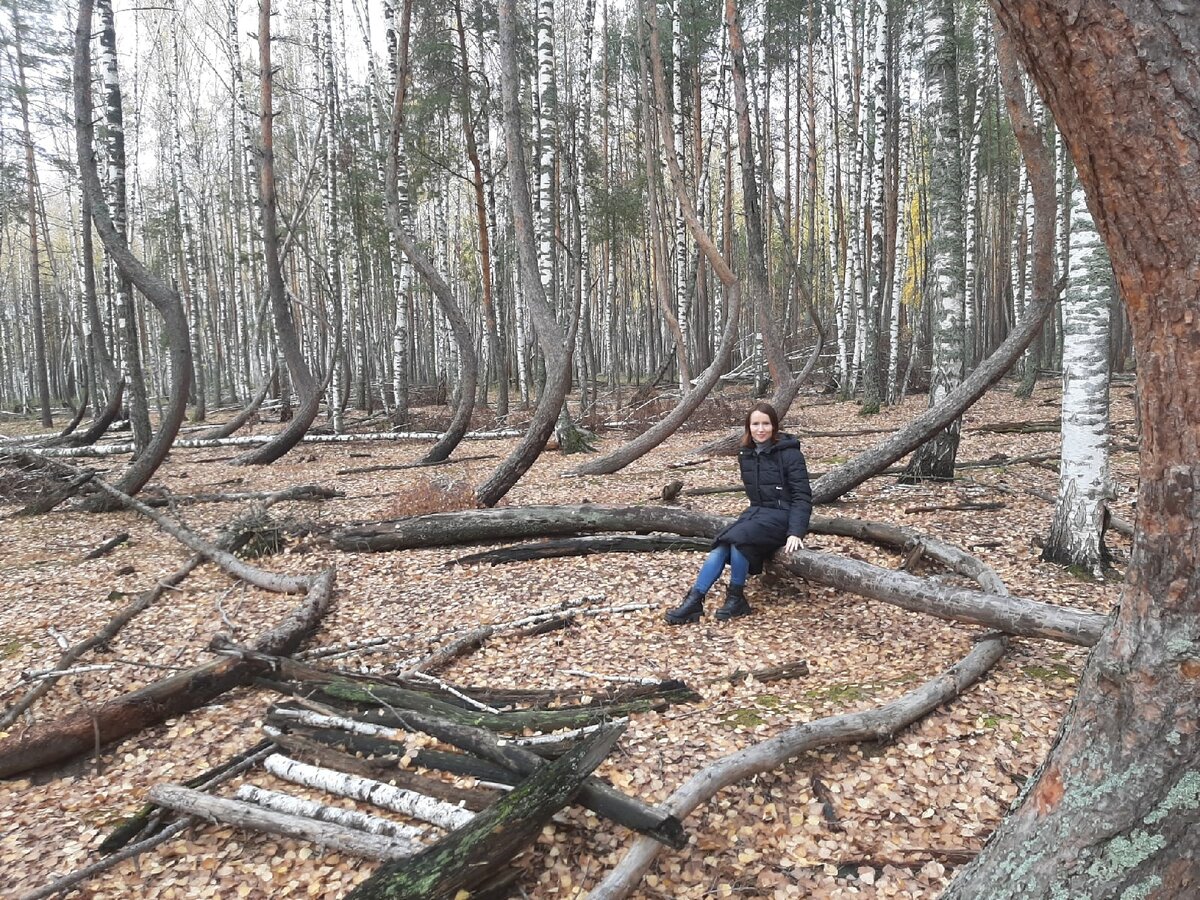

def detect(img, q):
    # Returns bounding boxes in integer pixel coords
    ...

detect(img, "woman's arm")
[785,447,813,540]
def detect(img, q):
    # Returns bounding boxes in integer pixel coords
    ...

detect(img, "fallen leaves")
[0,387,1133,898]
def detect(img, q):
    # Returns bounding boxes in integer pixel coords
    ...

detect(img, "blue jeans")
[692,543,749,594]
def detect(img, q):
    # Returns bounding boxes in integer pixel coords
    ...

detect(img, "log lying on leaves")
[149,784,420,861]
[0,569,334,779]
[448,534,711,566]
[25,428,524,458]
[334,504,1105,646]
[332,504,717,552]
[234,784,428,844]
[263,726,497,811]
[318,680,682,733]
[344,722,625,900]
[779,551,1103,646]
[82,531,130,559]
[590,636,1010,899]
[262,754,474,830]
[98,739,276,854]
[372,706,688,850]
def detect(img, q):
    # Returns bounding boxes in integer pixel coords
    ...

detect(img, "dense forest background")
[0,0,1128,434]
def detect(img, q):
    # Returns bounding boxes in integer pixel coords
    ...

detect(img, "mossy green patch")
[754,694,782,709]
[1085,831,1166,881]
[1022,663,1076,682]
[722,708,766,728]
[0,635,26,660]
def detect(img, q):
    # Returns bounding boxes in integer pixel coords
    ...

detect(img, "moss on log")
[344,722,625,900]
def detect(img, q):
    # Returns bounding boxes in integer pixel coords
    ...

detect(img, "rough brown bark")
[944,4,1200,897]
[471,0,576,507]
[233,0,322,465]
[0,570,334,779]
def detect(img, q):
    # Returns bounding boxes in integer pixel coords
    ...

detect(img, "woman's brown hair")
[740,401,781,447]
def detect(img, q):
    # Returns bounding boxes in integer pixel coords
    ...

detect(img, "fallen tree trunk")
[234,784,427,844]
[149,784,419,860]
[588,634,1010,899]
[98,739,276,854]
[449,534,710,566]
[21,428,523,459]
[370,705,688,850]
[333,505,1105,646]
[263,726,496,810]
[262,754,475,830]
[0,569,334,779]
[345,722,625,900]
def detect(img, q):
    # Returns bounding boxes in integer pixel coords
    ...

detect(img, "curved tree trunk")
[232,0,322,467]
[384,0,476,466]
[74,0,193,508]
[472,0,577,507]
[191,367,274,440]
[944,3,1200,896]
[568,0,744,478]
[809,292,1057,504]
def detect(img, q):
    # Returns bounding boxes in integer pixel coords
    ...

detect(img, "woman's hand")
[785,535,804,554]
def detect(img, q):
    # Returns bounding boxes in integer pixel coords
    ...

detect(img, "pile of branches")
[92,655,701,900]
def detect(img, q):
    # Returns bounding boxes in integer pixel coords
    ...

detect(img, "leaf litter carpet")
[0,383,1135,898]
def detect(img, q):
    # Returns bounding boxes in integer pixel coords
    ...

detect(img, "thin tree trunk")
[233,0,323,466]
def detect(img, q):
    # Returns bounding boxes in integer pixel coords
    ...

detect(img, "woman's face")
[749,410,774,443]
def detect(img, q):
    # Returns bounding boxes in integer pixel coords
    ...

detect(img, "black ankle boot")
[715,584,751,621]
[665,589,705,625]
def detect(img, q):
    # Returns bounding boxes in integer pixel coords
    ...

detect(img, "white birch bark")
[903,0,966,480]
[148,784,418,860]
[672,1,689,380]
[861,0,888,411]
[320,0,345,433]
[963,12,990,367]
[96,0,151,452]
[234,785,428,847]
[1043,178,1112,575]
[536,0,556,300]
[886,24,914,405]
[263,754,475,830]
[385,0,411,425]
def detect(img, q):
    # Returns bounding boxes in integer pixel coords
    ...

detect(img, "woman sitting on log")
[666,402,812,624]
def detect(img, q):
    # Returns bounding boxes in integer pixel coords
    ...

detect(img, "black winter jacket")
[713,433,812,574]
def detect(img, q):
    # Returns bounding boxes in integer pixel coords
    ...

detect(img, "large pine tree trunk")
[946,3,1200,896]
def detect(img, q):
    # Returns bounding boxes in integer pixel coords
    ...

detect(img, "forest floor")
[0,379,1137,899]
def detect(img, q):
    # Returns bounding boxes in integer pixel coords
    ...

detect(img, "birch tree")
[901,0,965,481]
[1042,177,1113,576]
